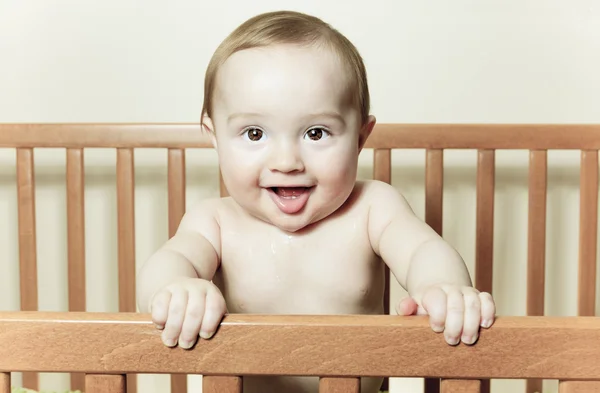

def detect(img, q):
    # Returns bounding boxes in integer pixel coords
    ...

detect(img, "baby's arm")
[136,199,226,348]
[367,181,495,345]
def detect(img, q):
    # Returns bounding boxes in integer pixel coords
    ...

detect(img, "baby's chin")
[253,205,334,234]
[260,212,324,233]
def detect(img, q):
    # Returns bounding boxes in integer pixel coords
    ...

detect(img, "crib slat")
[474,149,494,393]
[559,381,600,393]
[319,377,360,393]
[117,148,136,311]
[526,149,547,393]
[1,373,9,393]
[373,148,392,393]
[425,149,443,235]
[441,379,481,393]
[16,148,39,391]
[374,148,391,183]
[425,148,443,393]
[527,149,548,316]
[168,148,186,237]
[578,150,598,316]
[168,148,188,393]
[116,148,137,393]
[66,148,86,392]
[203,376,242,393]
[475,150,495,293]
[85,374,126,393]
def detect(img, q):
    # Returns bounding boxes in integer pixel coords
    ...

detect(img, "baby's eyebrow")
[306,112,346,125]
[227,112,262,123]
[226,111,346,126]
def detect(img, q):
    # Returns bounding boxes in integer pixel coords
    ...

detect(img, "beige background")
[1,1,599,392]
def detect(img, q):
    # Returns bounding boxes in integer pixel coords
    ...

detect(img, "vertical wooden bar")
[16,148,39,391]
[168,149,186,237]
[426,149,444,235]
[116,148,136,393]
[441,379,481,393]
[1,373,10,393]
[527,149,548,316]
[203,376,242,393]
[319,377,360,393]
[66,148,86,392]
[526,149,547,393]
[578,150,598,316]
[373,149,391,184]
[560,381,600,393]
[168,148,188,393]
[474,149,494,393]
[86,374,126,393]
[374,148,391,393]
[425,148,443,393]
[475,150,495,294]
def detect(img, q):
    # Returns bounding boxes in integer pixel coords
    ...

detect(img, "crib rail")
[1,313,600,393]
[2,123,600,149]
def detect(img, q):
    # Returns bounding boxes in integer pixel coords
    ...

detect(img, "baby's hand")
[150,277,227,349]
[396,285,495,345]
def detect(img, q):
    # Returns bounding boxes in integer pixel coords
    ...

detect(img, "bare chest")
[214,217,385,315]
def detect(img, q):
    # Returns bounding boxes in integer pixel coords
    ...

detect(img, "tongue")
[270,187,310,214]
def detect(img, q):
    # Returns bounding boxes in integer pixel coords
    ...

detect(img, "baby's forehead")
[220,44,348,83]
[214,45,353,114]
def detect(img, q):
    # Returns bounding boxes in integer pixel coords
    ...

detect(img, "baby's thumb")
[396,296,429,316]
[396,297,418,315]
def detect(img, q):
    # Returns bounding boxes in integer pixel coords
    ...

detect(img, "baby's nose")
[268,144,304,173]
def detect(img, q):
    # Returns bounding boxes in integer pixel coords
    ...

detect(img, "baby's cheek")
[326,155,357,181]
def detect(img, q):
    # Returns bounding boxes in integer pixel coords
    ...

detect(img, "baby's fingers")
[199,287,227,339]
[442,288,465,345]
[150,290,171,329]
[178,288,206,349]
[162,290,188,347]
[421,286,447,332]
[479,291,496,328]
[460,288,481,345]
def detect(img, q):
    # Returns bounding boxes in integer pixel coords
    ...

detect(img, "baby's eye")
[243,127,264,142]
[304,127,330,141]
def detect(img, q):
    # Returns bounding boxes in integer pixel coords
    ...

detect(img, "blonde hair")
[201,10,370,126]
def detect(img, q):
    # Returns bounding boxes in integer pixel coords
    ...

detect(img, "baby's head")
[201,10,376,233]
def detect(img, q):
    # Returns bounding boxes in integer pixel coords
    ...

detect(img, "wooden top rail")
[1,123,600,149]
[1,312,600,380]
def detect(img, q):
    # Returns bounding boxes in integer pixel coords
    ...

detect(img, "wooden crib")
[0,123,599,393]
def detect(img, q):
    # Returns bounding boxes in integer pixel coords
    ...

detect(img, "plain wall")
[1,1,599,392]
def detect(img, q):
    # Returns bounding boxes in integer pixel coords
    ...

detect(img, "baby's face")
[206,43,374,233]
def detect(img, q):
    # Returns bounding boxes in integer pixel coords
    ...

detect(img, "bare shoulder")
[179,197,223,228]
[357,180,418,251]
[175,197,229,251]
[356,179,412,210]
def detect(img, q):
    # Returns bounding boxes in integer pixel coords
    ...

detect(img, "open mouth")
[266,186,314,214]
[269,186,312,198]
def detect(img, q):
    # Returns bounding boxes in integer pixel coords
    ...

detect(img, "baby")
[136,10,495,393]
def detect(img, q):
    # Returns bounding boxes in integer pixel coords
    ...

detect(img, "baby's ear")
[201,114,217,148]
[358,115,376,151]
